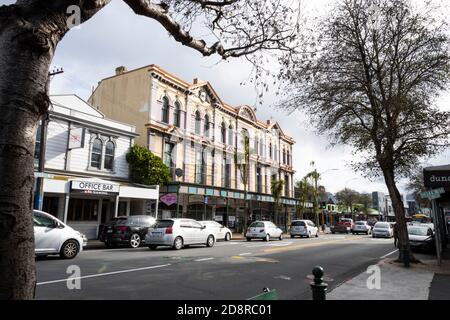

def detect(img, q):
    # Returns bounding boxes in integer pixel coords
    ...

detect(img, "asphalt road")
[35,234,398,300]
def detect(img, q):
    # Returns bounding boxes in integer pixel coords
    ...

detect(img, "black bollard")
[310,266,328,300]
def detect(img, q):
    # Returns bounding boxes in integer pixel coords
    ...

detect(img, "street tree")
[335,188,360,218]
[0,0,300,299]
[295,177,314,218]
[357,193,373,216]
[304,165,321,226]
[280,0,450,264]
[271,179,285,228]
[126,145,171,185]
[235,131,251,230]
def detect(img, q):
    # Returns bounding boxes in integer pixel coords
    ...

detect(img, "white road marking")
[215,242,240,246]
[239,252,252,256]
[275,275,291,281]
[194,257,214,262]
[380,249,398,259]
[244,241,292,248]
[36,264,171,286]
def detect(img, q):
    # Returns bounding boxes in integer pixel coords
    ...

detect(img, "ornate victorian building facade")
[89,65,298,231]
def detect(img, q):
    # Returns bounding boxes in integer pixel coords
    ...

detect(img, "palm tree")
[304,164,322,227]
[271,179,285,228]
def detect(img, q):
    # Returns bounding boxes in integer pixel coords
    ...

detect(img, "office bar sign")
[71,180,120,195]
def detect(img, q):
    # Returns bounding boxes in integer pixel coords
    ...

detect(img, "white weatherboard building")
[34,95,159,239]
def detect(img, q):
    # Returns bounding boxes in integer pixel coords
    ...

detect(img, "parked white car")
[290,220,318,238]
[199,221,232,241]
[352,221,372,235]
[372,222,394,238]
[33,210,87,259]
[145,219,216,250]
[246,221,283,241]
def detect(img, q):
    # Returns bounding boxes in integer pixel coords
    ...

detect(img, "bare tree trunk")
[382,168,418,264]
[0,8,64,299]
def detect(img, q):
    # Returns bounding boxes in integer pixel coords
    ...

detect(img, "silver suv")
[145,219,216,250]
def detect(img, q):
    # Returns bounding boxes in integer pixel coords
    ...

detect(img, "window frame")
[162,96,170,124]
[104,140,115,171]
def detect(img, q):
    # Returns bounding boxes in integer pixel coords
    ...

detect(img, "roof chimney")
[115,66,127,75]
[193,78,205,85]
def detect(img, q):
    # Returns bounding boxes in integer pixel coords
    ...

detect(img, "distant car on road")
[199,221,232,241]
[407,225,435,252]
[372,222,393,238]
[290,220,318,238]
[34,210,87,259]
[100,215,156,248]
[145,219,216,250]
[331,218,354,234]
[246,221,283,241]
[352,221,372,235]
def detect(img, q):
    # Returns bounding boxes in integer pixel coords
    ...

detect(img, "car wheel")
[246,237,252,242]
[279,234,283,241]
[225,233,231,241]
[265,234,270,242]
[60,240,79,259]
[315,232,319,238]
[173,236,183,250]
[206,235,215,247]
[290,235,294,238]
[331,231,335,234]
[129,233,141,248]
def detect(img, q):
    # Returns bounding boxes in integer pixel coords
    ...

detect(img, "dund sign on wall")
[424,165,450,188]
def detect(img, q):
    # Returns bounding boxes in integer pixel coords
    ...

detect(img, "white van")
[34,210,87,259]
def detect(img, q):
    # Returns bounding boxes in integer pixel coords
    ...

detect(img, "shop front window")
[68,198,99,221]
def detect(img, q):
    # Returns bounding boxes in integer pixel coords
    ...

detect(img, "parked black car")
[99,215,156,248]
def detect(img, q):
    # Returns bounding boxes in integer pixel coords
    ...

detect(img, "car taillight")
[115,226,128,233]
[165,227,173,234]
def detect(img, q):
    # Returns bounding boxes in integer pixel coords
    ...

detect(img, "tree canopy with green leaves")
[126,145,171,186]
[280,0,450,264]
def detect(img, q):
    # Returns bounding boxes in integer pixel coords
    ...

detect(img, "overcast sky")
[3,0,449,195]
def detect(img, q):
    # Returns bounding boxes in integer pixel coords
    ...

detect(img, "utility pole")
[34,68,64,210]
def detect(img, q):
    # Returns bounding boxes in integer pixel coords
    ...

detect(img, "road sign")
[34,172,55,179]
[420,188,445,200]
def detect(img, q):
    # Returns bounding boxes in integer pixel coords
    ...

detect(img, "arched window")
[283,149,286,164]
[269,143,272,159]
[90,138,102,169]
[287,150,290,165]
[104,141,115,170]
[162,96,170,124]
[195,111,201,135]
[221,122,226,143]
[174,101,181,127]
[204,114,210,138]
[228,125,234,147]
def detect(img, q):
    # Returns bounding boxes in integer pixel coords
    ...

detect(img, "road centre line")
[380,249,398,259]
[239,252,252,256]
[36,264,171,286]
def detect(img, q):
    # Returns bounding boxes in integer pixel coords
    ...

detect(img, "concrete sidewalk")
[328,253,450,300]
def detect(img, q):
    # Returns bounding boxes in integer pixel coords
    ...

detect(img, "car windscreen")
[408,227,429,236]
[249,222,264,228]
[291,221,306,227]
[153,220,174,228]
[375,223,389,229]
